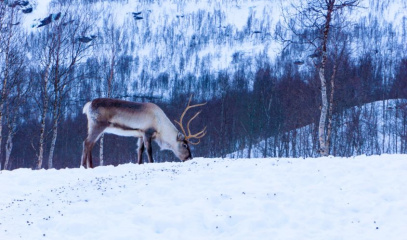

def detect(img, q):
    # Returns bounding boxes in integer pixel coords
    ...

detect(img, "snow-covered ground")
[1,155,406,239]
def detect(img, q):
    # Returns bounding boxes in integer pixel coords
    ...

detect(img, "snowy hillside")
[17,0,407,98]
[1,155,406,239]
[229,99,407,158]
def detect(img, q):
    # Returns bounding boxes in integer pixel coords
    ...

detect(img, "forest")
[0,0,406,170]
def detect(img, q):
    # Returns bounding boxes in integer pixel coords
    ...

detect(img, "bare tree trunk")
[292,129,297,157]
[4,120,15,170]
[0,72,8,169]
[3,103,17,170]
[326,63,338,155]
[318,67,329,156]
[37,98,49,169]
[247,137,252,158]
[36,64,50,170]
[0,97,7,170]
[317,1,334,156]
[263,95,273,158]
[263,137,268,158]
[47,22,64,169]
[48,105,58,169]
[48,42,61,169]
[4,133,13,170]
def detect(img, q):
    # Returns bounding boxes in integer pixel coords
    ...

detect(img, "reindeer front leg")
[142,128,156,163]
[137,137,144,164]
[144,136,153,163]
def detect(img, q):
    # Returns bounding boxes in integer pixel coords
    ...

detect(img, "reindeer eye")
[182,143,188,149]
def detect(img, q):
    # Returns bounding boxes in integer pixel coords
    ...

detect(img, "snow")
[1,155,406,239]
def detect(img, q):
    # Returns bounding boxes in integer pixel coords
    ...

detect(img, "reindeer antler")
[174,95,207,145]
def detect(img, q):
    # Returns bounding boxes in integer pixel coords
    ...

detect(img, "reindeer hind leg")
[81,123,107,168]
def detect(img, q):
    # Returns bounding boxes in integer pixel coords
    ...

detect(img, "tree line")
[5,56,406,169]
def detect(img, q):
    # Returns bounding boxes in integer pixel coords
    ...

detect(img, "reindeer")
[81,97,206,168]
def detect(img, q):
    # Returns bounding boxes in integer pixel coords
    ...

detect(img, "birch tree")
[0,3,25,169]
[3,65,28,170]
[279,0,359,156]
[33,2,95,169]
[31,19,57,169]
[48,6,95,169]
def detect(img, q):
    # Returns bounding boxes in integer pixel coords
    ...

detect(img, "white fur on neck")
[154,112,180,152]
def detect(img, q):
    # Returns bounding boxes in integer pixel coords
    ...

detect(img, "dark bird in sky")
[132,12,143,20]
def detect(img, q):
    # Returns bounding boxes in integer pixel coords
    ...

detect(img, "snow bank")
[1,155,406,239]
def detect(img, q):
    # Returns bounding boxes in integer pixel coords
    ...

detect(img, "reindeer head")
[174,96,207,161]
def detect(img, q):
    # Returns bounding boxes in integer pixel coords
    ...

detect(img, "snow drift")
[1,155,406,239]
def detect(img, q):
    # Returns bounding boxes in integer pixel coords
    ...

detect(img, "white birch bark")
[47,106,58,169]
[36,64,50,170]
[4,126,14,170]
[317,1,334,156]
[318,67,329,156]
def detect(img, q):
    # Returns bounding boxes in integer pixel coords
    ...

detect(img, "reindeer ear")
[177,132,185,141]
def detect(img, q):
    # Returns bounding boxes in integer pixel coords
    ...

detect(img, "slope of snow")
[17,0,406,99]
[1,155,406,239]
[229,99,407,158]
